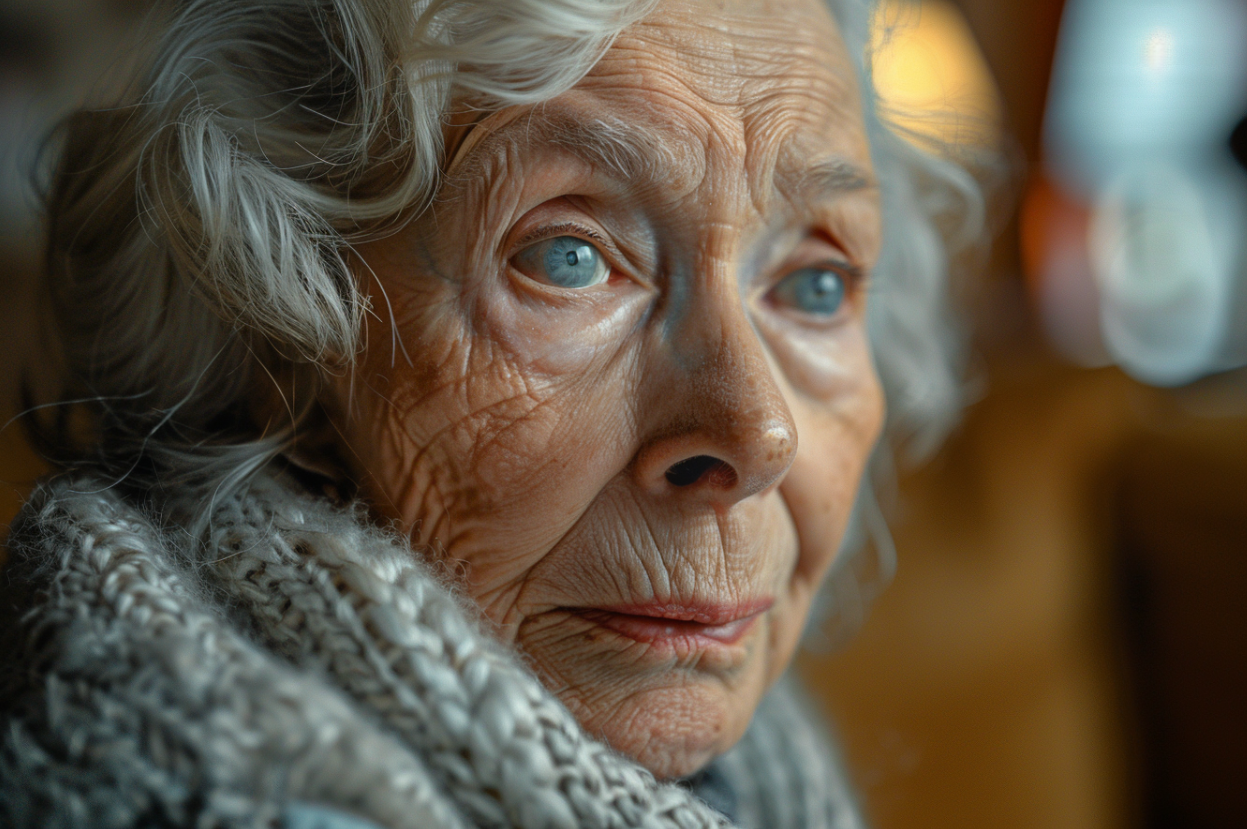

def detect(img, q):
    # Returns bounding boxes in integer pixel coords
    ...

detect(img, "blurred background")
[1,1,1244,827]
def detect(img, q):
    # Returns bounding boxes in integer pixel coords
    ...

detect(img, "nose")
[632,306,798,508]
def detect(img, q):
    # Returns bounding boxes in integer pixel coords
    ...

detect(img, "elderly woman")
[0,0,974,826]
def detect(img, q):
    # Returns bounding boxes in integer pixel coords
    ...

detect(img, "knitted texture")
[0,473,865,829]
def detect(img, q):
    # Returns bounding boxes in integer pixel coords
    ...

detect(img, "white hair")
[35,0,985,633]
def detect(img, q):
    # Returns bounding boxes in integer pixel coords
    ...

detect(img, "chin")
[519,606,778,779]
[575,676,762,780]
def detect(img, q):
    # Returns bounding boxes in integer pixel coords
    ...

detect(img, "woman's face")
[330,0,883,778]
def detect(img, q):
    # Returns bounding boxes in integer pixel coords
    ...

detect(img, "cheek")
[779,347,884,586]
[336,243,655,614]
[752,310,876,400]
[478,283,649,379]
[751,302,884,585]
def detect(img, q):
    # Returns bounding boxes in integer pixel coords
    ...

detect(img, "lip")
[571,600,773,650]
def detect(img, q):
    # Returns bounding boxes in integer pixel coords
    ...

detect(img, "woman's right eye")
[512,235,611,289]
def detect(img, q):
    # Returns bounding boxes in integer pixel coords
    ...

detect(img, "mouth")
[570,600,773,650]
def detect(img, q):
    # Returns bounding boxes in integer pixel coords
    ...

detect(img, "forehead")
[450,0,873,203]
[598,0,861,110]
[578,0,870,175]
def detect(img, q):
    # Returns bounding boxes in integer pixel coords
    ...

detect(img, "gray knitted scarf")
[0,472,865,829]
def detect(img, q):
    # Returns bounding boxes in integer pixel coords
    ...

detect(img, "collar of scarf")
[0,472,864,829]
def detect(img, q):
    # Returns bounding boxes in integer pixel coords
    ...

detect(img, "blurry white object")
[1042,0,1247,385]
[1047,0,1247,192]
[1091,161,1246,385]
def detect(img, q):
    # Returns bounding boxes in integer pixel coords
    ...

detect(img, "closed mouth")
[570,600,773,649]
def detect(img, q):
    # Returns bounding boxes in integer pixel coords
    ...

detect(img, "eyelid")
[512,221,610,252]
[775,256,867,293]
[819,259,867,288]
[769,230,865,280]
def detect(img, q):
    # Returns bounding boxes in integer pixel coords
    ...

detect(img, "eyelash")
[512,221,613,254]
[818,260,865,287]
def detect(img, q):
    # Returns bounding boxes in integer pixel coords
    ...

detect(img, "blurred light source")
[1046,0,1247,194]
[1091,162,1245,385]
[1032,0,1247,386]
[1142,28,1174,74]
[870,0,1001,149]
[1020,178,1112,368]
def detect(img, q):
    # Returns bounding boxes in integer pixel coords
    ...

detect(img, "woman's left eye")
[770,266,849,317]
[512,235,611,289]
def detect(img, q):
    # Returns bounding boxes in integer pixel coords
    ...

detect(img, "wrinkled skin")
[328,0,884,779]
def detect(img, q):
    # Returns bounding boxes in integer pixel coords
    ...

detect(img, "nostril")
[664,455,738,488]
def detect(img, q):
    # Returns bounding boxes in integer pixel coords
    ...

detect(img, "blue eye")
[771,266,848,316]
[513,235,610,288]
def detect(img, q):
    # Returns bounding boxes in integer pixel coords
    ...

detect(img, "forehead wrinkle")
[735,85,875,212]
[446,105,705,196]
[736,124,875,218]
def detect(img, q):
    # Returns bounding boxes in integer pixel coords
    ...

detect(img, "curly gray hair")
[36,0,983,628]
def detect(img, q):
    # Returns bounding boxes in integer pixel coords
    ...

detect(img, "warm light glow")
[870,0,1002,148]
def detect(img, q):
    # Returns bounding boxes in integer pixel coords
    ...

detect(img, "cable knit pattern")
[0,473,865,829]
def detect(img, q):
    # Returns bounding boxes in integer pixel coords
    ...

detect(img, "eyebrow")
[456,106,874,203]
[539,112,683,187]
[782,157,875,198]
[459,108,695,191]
